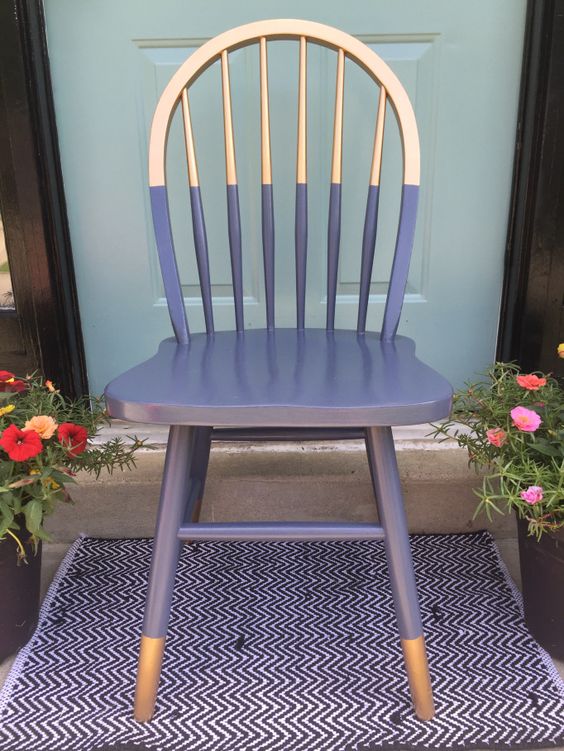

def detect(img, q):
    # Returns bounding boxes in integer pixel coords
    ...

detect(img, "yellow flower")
[42,477,60,490]
[0,404,15,416]
[24,415,58,439]
[558,343,564,359]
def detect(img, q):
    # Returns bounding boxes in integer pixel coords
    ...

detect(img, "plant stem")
[5,528,27,561]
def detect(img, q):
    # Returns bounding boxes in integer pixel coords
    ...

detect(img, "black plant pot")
[0,533,42,661]
[517,516,564,660]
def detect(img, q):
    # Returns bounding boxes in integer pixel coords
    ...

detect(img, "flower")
[511,406,542,432]
[0,404,15,416]
[45,380,57,393]
[520,485,543,504]
[558,343,564,359]
[0,371,26,393]
[516,374,547,390]
[0,425,43,461]
[486,428,507,447]
[57,423,88,456]
[24,415,58,439]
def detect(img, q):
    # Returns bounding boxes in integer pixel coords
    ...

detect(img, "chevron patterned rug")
[0,532,563,751]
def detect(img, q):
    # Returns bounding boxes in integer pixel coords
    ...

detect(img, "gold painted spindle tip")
[221,49,237,185]
[260,36,272,185]
[297,36,307,184]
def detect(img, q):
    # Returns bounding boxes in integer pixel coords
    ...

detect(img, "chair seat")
[104,329,452,427]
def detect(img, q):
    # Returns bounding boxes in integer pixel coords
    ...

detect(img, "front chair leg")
[365,426,435,721]
[135,425,196,722]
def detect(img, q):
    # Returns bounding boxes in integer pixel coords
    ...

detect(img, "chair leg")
[186,427,212,524]
[364,431,378,491]
[134,425,195,722]
[365,426,435,721]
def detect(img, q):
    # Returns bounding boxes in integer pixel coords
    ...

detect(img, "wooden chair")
[105,19,452,724]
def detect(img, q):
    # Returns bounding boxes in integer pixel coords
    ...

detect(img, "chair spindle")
[357,87,386,334]
[295,36,308,330]
[260,37,275,330]
[181,90,214,334]
[221,50,244,332]
[326,48,345,331]
[381,183,419,341]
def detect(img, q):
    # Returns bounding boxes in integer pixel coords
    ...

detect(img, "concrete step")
[45,443,516,542]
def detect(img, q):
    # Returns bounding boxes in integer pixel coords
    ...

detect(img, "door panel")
[43,1,527,394]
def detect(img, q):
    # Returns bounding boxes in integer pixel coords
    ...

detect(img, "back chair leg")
[365,426,435,721]
[186,426,213,525]
[135,425,196,722]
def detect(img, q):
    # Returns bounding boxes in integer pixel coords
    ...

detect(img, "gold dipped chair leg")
[134,635,166,722]
[401,635,435,720]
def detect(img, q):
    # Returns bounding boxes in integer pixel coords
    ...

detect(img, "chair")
[104,19,452,724]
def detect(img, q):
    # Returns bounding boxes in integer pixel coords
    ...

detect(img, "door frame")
[1,0,559,394]
[497,0,564,376]
[0,0,87,396]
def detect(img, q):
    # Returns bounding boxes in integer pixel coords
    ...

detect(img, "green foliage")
[432,362,563,539]
[0,373,146,559]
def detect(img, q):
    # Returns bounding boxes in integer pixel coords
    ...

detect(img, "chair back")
[148,19,420,343]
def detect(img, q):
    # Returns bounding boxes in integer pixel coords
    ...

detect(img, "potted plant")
[432,346,564,659]
[0,370,144,660]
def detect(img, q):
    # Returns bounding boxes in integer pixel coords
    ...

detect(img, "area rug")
[0,532,563,751]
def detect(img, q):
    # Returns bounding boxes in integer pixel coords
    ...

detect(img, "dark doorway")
[0,0,86,396]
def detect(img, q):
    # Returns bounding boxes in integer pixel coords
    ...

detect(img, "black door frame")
[498,0,564,377]
[0,0,87,396]
[0,0,560,396]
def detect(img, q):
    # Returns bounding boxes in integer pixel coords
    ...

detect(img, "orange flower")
[24,415,58,439]
[45,380,57,393]
[486,428,507,447]
[516,374,547,391]
[558,343,564,359]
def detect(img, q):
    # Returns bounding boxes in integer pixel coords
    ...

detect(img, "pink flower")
[510,406,542,432]
[520,485,543,504]
[516,374,547,390]
[486,428,507,447]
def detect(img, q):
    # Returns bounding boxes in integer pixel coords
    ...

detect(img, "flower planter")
[0,535,42,661]
[517,516,564,660]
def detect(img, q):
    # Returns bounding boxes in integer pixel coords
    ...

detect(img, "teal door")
[43,1,526,395]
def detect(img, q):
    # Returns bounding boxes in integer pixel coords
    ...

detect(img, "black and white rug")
[0,532,563,751]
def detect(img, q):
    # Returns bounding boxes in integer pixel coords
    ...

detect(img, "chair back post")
[147,19,420,340]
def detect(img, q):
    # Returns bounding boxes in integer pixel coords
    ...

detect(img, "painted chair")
[105,19,453,724]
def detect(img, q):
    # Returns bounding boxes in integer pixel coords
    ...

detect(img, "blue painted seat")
[106,330,452,427]
[104,20,453,725]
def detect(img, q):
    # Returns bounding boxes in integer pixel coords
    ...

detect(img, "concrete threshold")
[46,421,514,543]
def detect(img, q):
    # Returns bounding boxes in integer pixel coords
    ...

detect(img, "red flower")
[57,423,88,456]
[0,370,26,393]
[0,425,43,461]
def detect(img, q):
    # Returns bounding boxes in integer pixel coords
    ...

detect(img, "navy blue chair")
[105,19,452,723]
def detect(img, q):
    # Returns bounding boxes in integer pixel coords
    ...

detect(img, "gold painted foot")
[134,635,166,722]
[401,635,435,721]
